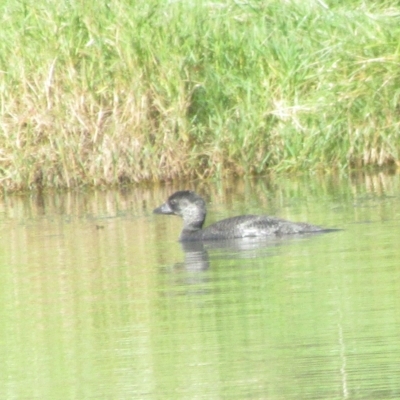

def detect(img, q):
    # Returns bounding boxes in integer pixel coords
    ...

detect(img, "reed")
[0,0,399,191]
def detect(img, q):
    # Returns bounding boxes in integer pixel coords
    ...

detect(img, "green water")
[0,174,400,399]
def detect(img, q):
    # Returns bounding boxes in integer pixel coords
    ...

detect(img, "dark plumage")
[154,190,336,242]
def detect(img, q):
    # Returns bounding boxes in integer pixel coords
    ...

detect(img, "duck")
[153,190,336,242]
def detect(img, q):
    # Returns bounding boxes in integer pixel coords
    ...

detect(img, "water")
[0,173,400,399]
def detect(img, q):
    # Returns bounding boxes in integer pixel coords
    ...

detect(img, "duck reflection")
[180,241,210,272]
[179,234,318,272]
[161,234,330,296]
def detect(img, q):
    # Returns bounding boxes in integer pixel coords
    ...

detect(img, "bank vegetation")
[0,0,399,191]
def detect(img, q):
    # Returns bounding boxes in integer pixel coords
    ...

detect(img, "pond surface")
[1,173,400,399]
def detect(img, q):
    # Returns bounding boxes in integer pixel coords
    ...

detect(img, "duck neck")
[179,220,204,242]
[181,203,205,232]
[182,218,204,232]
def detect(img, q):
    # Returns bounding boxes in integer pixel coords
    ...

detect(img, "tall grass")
[0,0,399,190]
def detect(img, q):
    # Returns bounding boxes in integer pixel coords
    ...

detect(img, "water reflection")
[0,172,400,399]
[180,241,210,271]
[179,233,336,272]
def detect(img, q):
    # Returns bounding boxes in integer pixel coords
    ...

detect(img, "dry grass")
[0,0,400,191]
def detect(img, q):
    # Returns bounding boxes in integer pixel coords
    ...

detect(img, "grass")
[0,0,400,191]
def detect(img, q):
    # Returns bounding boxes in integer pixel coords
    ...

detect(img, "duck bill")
[153,202,174,215]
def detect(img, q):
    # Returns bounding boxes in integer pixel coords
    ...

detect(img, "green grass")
[0,0,400,190]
